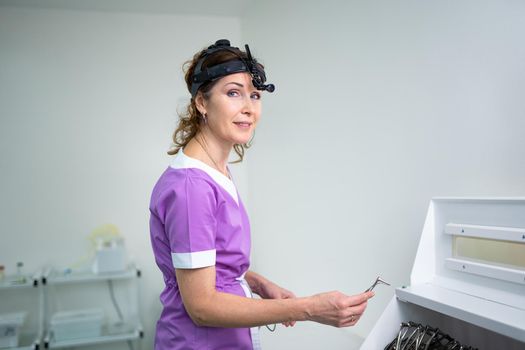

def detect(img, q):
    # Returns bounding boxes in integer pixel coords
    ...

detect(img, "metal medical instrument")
[365,276,391,292]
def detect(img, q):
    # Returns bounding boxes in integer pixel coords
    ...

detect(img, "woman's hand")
[307,291,374,328]
[245,271,297,327]
[258,280,297,327]
[258,279,295,300]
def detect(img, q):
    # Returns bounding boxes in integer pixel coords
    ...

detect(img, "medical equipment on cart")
[0,262,27,286]
[0,312,27,348]
[88,224,127,275]
[92,237,127,274]
[361,198,525,350]
[50,308,104,342]
[15,262,26,284]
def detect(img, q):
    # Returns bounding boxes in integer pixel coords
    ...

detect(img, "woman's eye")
[251,92,261,100]
[227,90,240,97]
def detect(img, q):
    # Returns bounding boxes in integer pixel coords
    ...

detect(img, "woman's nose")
[242,96,255,114]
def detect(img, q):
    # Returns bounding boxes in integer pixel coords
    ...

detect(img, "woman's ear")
[194,93,207,116]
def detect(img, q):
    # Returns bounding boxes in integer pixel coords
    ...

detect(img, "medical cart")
[42,264,143,349]
[0,269,42,349]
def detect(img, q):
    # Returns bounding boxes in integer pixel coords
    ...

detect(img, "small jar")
[16,261,23,274]
[16,262,26,284]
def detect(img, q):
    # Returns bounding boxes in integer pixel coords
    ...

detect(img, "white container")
[0,312,26,348]
[92,239,127,274]
[51,308,104,342]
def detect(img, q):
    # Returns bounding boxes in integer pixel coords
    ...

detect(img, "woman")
[149,39,374,350]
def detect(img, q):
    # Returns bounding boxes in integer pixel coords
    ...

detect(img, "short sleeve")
[161,175,218,269]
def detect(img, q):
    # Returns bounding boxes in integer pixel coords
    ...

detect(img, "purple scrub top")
[149,149,261,350]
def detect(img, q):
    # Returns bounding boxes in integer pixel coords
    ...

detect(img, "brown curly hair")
[167,45,256,163]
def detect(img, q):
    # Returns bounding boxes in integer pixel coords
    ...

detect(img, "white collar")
[170,149,239,205]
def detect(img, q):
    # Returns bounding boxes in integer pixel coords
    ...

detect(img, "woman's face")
[198,72,262,146]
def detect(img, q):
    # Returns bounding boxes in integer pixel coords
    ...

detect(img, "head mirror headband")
[190,39,275,97]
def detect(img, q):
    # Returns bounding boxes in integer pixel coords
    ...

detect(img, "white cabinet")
[0,272,42,350]
[361,198,525,350]
[42,265,143,349]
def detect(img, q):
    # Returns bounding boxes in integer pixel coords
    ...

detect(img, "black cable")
[266,324,276,332]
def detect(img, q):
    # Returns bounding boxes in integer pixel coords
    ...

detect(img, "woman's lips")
[233,122,252,129]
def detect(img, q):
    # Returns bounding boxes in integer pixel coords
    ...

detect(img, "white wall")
[241,1,525,348]
[2,1,525,350]
[0,6,242,348]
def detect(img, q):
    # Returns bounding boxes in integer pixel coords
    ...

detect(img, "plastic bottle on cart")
[15,261,26,284]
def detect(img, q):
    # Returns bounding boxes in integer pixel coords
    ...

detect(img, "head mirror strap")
[192,40,236,81]
[190,39,239,97]
[191,60,248,97]
[190,39,274,97]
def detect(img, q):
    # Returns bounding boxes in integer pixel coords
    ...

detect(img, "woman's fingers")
[339,309,364,327]
[261,281,296,300]
[309,290,373,328]
[345,291,374,308]
[340,315,359,328]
